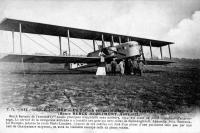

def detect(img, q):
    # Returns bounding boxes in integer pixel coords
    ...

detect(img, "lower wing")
[0,54,101,64]
[144,60,174,65]
[117,55,174,65]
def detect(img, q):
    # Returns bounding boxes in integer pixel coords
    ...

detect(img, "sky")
[0,0,200,59]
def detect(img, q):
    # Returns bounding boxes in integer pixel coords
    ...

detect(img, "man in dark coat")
[111,58,117,75]
[132,59,138,75]
[127,58,133,75]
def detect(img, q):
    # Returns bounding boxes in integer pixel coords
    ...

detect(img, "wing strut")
[59,36,62,55]
[101,34,105,48]
[93,40,96,52]
[111,35,114,47]
[19,23,23,54]
[119,36,121,45]
[168,44,172,59]
[12,31,15,53]
[149,41,153,59]
[141,45,145,62]
[160,47,163,59]
[67,29,71,56]
[19,23,25,75]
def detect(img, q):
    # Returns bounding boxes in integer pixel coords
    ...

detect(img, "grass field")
[0,59,199,113]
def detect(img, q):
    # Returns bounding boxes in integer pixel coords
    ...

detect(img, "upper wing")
[0,18,173,47]
[0,54,100,64]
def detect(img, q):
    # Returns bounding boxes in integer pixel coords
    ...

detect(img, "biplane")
[0,18,174,74]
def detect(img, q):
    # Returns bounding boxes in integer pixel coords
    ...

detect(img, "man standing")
[138,60,144,76]
[99,51,105,63]
[132,58,138,75]
[127,58,133,75]
[119,59,125,75]
[111,58,117,75]
[96,50,106,75]
[124,59,129,75]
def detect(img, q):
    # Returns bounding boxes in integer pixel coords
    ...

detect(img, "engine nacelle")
[115,41,140,58]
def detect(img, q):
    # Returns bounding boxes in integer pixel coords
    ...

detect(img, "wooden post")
[12,31,15,53]
[160,47,163,59]
[59,36,62,55]
[111,35,114,47]
[149,41,153,59]
[19,23,23,54]
[93,40,96,52]
[67,30,71,56]
[102,34,105,48]
[168,44,171,59]
[119,36,121,45]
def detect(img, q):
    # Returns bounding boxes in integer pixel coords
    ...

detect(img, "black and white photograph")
[0,0,199,133]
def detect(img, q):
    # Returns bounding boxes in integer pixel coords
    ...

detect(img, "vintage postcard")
[0,0,200,133]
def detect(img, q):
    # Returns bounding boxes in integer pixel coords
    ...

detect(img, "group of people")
[109,58,144,76]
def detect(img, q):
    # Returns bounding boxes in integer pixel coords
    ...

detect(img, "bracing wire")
[81,39,93,49]
[40,35,88,55]
[68,39,88,54]
[95,41,101,49]
[23,34,56,55]
[38,35,60,50]
[95,41,99,46]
